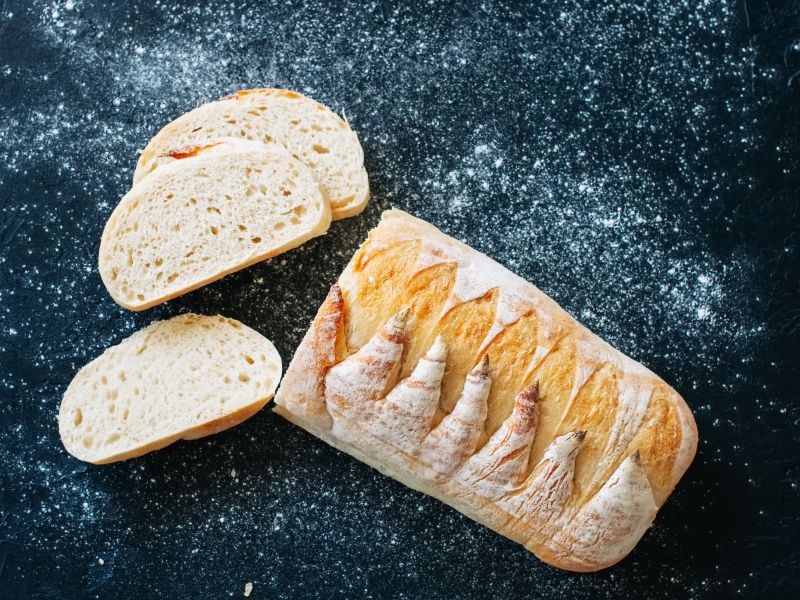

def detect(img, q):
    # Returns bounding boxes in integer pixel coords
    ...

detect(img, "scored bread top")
[133,88,370,220]
[59,313,282,464]
[275,209,698,571]
[100,140,330,311]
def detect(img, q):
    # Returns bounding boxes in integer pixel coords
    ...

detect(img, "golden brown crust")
[275,210,698,571]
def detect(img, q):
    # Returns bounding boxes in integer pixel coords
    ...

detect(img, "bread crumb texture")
[99,145,330,310]
[58,314,281,463]
[134,88,369,219]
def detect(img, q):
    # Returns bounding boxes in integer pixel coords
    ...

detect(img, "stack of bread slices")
[101,88,369,311]
[60,89,368,463]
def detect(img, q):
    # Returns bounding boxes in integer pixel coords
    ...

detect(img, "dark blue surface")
[0,1,798,598]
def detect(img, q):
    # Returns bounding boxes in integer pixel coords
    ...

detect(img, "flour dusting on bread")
[274,210,698,572]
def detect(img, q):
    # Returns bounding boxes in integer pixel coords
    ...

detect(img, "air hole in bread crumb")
[101,375,108,385]
[312,144,330,154]
[210,226,219,235]
[190,197,197,205]
[251,236,262,244]
[282,189,292,196]
[137,294,145,301]
[166,194,174,200]
[106,433,120,445]
[227,119,237,124]
[258,185,267,195]
[311,124,322,132]
[108,404,115,414]
[274,222,286,231]
[110,268,118,281]
[293,205,307,216]
[238,224,247,231]
[167,273,179,283]
[82,438,92,448]
[73,408,83,426]
[123,409,129,420]
[238,373,250,382]
[133,387,140,395]
[290,216,300,225]
[156,272,163,280]
[244,355,254,365]
[207,207,221,214]
[224,376,231,384]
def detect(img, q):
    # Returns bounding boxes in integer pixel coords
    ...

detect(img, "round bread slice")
[100,140,330,311]
[58,313,282,464]
[133,88,370,220]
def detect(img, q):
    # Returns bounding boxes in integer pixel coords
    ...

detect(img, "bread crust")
[275,210,698,572]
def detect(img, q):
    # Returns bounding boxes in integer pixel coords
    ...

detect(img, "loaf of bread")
[274,210,698,572]
[59,313,281,463]
[134,88,369,220]
[100,139,330,311]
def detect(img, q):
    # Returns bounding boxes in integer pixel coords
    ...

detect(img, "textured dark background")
[0,1,798,598]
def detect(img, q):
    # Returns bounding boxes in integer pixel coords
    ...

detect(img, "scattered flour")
[0,1,783,599]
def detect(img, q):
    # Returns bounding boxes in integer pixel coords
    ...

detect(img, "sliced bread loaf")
[134,88,370,220]
[58,313,282,464]
[100,140,330,311]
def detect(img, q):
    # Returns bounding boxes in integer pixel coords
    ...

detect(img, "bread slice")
[100,139,330,311]
[59,313,282,464]
[133,88,369,220]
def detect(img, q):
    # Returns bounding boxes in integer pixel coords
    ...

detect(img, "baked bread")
[59,313,281,464]
[274,209,698,572]
[100,139,330,311]
[133,88,369,220]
